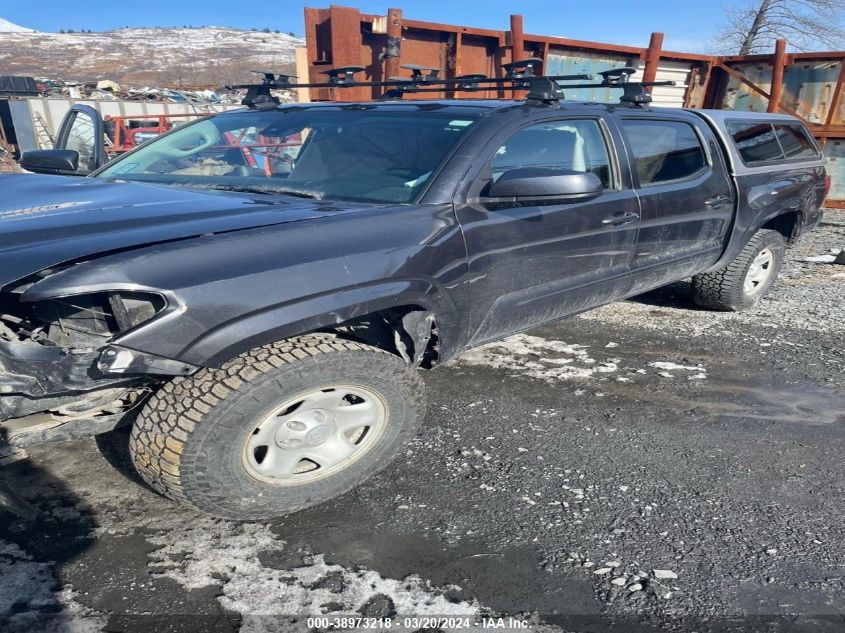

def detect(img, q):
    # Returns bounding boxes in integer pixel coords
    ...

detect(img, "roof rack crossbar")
[227,64,672,107]
[230,72,591,93]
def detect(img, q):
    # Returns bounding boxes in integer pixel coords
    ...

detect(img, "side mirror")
[53,104,108,174]
[487,167,603,201]
[20,150,81,176]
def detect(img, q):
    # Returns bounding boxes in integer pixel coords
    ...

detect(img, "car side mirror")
[486,167,603,201]
[20,150,81,176]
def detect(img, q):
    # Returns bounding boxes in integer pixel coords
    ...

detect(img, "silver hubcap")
[242,385,387,485]
[744,248,775,295]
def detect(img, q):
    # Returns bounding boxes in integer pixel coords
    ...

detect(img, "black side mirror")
[487,167,603,201]
[20,150,81,176]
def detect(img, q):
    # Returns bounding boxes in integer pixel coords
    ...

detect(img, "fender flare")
[170,279,457,367]
[707,206,805,273]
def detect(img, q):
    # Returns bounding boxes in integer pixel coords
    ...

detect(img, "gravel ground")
[1,212,843,633]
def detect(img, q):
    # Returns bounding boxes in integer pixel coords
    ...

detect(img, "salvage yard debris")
[30,75,294,105]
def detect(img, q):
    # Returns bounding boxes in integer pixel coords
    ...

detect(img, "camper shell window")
[727,120,820,166]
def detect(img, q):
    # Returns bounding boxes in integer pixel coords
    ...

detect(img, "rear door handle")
[601,212,639,226]
[704,195,731,208]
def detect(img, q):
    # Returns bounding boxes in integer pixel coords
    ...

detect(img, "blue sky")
[2,0,724,52]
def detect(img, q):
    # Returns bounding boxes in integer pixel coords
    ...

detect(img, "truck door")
[615,115,734,294]
[455,116,640,347]
[53,104,108,174]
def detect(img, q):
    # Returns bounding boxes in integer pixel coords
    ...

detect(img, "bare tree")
[712,0,845,53]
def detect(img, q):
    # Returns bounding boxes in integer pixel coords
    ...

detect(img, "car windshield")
[95,108,479,203]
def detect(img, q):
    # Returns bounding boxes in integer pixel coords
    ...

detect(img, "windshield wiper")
[207,184,319,199]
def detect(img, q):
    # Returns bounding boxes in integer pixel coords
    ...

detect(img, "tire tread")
[691,229,785,311]
[128,334,418,518]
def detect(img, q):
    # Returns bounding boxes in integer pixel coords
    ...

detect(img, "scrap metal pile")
[31,77,295,106]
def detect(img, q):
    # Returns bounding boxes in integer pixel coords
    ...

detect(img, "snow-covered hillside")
[0,26,303,86]
[0,18,36,32]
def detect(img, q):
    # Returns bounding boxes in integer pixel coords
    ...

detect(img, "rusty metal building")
[301,5,845,207]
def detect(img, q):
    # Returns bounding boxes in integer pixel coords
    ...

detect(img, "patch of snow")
[0,540,105,632]
[146,518,480,624]
[0,18,36,33]
[648,361,707,378]
[457,334,615,381]
[0,540,55,614]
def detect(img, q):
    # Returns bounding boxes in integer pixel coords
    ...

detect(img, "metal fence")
[301,5,845,207]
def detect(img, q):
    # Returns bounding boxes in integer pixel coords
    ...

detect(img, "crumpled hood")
[0,174,370,287]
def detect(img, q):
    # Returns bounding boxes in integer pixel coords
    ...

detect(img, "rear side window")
[727,120,820,164]
[620,120,707,186]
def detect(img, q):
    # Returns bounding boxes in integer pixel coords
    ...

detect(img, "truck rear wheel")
[691,229,786,311]
[128,335,425,520]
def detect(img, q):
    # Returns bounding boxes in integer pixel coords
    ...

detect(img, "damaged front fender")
[0,284,194,423]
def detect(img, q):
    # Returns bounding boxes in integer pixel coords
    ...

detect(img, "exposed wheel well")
[316,306,440,368]
[762,211,800,243]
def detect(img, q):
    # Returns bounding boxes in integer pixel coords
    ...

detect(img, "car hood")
[0,174,373,287]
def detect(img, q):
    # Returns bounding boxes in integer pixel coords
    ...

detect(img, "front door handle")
[601,211,639,226]
[704,195,731,208]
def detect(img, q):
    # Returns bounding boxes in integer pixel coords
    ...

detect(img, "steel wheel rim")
[241,384,388,485]
[744,247,775,295]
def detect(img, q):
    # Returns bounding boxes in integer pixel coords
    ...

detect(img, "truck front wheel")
[691,229,786,311]
[128,335,425,520]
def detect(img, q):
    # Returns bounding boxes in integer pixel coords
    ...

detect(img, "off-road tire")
[691,229,786,311]
[129,335,425,520]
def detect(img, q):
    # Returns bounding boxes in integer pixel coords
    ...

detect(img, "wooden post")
[768,38,787,113]
[642,31,664,93]
[384,8,403,80]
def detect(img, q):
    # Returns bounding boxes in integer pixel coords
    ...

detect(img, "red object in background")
[105,113,214,154]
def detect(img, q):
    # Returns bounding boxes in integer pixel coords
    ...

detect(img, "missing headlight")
[107,292,166,332]
[29,291,166,348]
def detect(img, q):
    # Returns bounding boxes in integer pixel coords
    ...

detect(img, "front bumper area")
[0,340,199,422]
[0,340,103,397]
[0,339,127,420]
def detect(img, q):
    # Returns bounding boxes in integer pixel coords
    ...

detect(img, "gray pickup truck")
[0,70,828,519]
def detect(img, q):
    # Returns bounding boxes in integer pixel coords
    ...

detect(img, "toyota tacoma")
[0,71,828,519]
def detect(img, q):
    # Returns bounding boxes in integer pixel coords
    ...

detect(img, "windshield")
[96,108,478,203]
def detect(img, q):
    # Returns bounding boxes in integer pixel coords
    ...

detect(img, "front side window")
[490,119,612,188]
[96,109,479,203]
[621,119,707,186]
